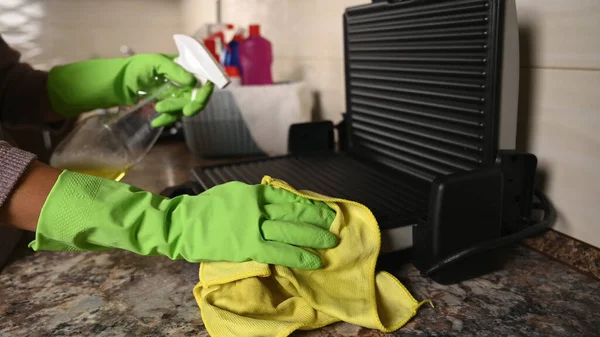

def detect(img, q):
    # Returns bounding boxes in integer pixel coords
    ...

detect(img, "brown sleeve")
[0,35,54,126]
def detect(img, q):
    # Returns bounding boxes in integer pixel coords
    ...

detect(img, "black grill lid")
[344,0,504,182]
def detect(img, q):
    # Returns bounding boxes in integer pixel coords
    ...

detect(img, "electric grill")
[163,0,555,284]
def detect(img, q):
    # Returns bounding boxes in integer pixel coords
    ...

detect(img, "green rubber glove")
[47,54,214,127]
[30,171,338,269]
[152,81,214,127]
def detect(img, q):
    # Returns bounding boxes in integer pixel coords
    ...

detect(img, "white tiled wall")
[0,0,183,70]
[182,0,600,248]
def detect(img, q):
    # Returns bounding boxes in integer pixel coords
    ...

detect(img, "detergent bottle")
[239,24,273,85]
[223,28,245,75]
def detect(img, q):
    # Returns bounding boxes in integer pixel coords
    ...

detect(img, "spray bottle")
[50,35,230,180]
[172,34,231,89]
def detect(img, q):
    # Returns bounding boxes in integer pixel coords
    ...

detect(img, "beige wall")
[516,0,600,247]
[0,0,183,70]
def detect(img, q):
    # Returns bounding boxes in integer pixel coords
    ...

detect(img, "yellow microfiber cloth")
[193,176,431,337]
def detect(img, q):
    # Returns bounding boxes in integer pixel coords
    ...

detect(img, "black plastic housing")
[413,167,504,284]
[495,151,538,234]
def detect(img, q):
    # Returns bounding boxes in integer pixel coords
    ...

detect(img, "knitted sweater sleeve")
[0,141,36,209]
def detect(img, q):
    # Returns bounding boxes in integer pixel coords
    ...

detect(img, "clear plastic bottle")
[50,77,170,181]
[50,34,230,181]
[239,24,273,85]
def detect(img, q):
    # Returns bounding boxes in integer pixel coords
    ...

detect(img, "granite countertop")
[1,141,599,337]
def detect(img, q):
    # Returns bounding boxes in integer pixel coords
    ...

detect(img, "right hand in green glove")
[30,171,338,269]
[47,54,214,128]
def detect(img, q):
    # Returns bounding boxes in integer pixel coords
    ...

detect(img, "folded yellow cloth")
[193,176,430,337]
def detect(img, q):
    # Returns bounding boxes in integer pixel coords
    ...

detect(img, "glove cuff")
[29,170,189,259]
[29,170,104,252]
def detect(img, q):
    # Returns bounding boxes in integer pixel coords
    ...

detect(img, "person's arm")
[0,36,65,126]
[0,141,58,231]
[1,34,214,129]
[0,141,338,269]
[0,161,59,232]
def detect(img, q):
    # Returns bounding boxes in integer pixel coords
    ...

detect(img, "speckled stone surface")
[2,141,599,336]
[525,230,600,280]
[1,245,599,337]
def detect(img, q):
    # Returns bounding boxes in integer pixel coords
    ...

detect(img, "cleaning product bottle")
[194,23,234,63]
[223,28,245,75]
[205,30,230,64]
[239,24,273,85]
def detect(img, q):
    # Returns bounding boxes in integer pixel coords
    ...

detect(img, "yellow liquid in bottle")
[64,166,131,181]
[55,157,132,181]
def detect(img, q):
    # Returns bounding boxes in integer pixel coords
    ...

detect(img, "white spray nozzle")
[172,34,230,89]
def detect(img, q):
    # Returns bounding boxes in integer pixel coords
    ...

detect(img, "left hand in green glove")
[47,54,214,127]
